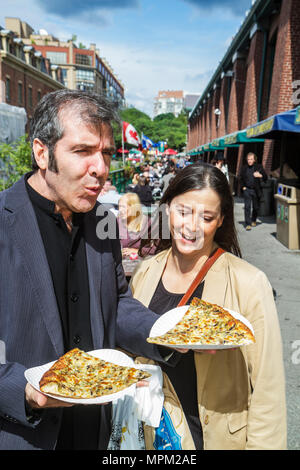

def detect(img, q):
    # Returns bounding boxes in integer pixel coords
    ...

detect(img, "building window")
[76,68,94,81]
[75,54,92,66]
[5,77,11,103]
[37,90,41,103]
[46,51,67,64]
[18,82,23,105]
[76,82,94,92]
[28,86,33,109]
[61,68,68,86]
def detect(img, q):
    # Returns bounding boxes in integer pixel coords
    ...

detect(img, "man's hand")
[25,383,74,409]
[253,171,262,178]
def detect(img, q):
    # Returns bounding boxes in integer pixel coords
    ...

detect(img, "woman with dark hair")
[130,163,286,450]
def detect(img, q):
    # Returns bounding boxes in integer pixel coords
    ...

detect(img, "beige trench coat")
[130,248,287,450]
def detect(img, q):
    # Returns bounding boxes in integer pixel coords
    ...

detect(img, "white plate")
[148,305,255,350]
[24,349,143,405]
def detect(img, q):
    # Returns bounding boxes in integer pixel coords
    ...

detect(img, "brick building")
[5,17,125,107]
[0,26,64,127]
[187,0,300,187]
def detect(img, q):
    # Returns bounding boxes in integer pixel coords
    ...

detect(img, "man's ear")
[32,138,49,170]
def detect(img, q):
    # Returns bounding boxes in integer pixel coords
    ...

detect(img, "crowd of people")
[0,89,286,451]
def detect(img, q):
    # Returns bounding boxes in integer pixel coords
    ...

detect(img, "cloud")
[35,0,139,18]
[182,0,252,16]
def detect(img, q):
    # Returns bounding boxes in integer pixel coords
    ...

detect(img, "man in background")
[240,152,268,230]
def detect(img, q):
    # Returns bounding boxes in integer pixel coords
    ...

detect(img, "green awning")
[225,129,265,144]
[202,143,211,152]
[211,137,225,149]
[211,137,239,149]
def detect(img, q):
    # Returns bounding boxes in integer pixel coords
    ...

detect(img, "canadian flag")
[122,121,141,147]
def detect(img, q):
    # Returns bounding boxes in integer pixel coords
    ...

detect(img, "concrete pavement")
[234,197,300,450]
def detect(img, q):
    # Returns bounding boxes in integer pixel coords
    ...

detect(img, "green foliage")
[114,107,188,152]
[0,135,32,190]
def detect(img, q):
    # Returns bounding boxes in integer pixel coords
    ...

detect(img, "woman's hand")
[175,348,217,354]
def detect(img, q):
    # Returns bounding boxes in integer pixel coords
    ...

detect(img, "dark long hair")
[138,162,241,258]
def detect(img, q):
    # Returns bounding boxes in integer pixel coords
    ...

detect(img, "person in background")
[132,174,154,207]
[239,152,268,231]
[98,177,117,195]
[117,192,149,258]
[125,173,140,193]
[214,153,229,182]
[130,163,286,450]
[161,166,176,194]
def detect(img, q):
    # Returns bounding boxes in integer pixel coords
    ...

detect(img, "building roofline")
[189,0,277,120]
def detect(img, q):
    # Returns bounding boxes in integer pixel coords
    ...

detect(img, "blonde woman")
[118,192,149,257]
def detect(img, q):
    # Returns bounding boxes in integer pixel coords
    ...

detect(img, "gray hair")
[30,89,120,171]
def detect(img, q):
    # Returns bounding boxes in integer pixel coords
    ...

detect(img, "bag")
[107,363,164,450]
[107,394,145,450]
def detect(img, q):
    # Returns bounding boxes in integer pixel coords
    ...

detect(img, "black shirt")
[25,175,101,450]
[133,185,154,206]
[243,165,255,189]
[148,278,204,450]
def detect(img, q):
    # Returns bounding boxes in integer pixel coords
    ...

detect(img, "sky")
[0,0,253,117]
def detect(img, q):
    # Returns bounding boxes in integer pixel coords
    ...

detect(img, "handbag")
[153,247,226,450]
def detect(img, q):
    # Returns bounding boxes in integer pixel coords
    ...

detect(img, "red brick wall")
[34,45,70,63]
[263,0,300,171]
[0,60,62,135]
[188,1,300,178]
[227,57,246,134]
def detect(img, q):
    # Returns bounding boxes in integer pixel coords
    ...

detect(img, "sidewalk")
[234,197,300,450]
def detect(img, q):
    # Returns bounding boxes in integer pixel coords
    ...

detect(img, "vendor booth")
[246,107,300,249]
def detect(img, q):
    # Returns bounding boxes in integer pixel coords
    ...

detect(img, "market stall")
[246,107,300,249]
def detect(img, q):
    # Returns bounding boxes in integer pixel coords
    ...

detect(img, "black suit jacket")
[240,163,268,198]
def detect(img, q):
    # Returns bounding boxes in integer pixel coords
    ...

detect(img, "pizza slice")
[147,297,255,347]
[39,348,151,399]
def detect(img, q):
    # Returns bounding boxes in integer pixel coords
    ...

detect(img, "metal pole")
[121,120,125,167]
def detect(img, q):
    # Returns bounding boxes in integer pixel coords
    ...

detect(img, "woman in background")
[117,192,148,257]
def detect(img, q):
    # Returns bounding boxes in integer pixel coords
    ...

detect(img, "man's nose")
[88,152,107,177]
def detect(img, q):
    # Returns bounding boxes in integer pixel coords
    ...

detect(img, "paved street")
[234,197,300,450]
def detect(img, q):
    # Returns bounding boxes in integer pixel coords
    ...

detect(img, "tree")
[0,136,32,190]
[113,107,187,152]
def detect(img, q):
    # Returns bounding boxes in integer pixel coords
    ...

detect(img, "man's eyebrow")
[70,143,116,153]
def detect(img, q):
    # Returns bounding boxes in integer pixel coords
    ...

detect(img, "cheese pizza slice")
[147,297,255,346]
[39,348,151,398]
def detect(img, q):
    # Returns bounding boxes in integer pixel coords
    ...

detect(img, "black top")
[148,278,204,450]
[133,184,154,206]
[243,165,256,189]
[25,175,101,450]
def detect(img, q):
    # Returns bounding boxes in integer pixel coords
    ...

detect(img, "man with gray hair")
[0,90,174,450]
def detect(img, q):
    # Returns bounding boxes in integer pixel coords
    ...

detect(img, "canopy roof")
[246,107,300,139]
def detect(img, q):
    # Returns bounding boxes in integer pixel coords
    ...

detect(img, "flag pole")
[121,121,125,167]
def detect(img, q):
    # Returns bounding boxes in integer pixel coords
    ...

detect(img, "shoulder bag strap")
[177,247,225,307]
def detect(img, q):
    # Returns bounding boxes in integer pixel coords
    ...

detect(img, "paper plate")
[24,349,144,405]
[148,305,255,350]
